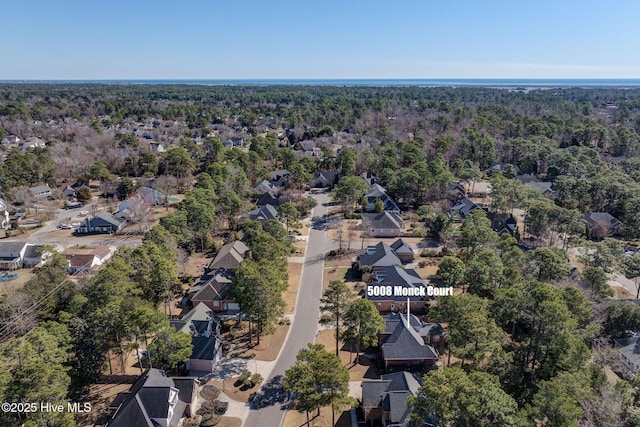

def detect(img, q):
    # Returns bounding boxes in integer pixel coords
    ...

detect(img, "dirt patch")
[284,263,303,313]
[0,269,35,295]
[324,251,357,268]
[181,252,210,278]
[206,377,262,404]
[216,416,243,427]
[613,286,635,300]
[292,239,306,256]
[226,322,290,362]
[413,263,439,281]
[283,404,353,427]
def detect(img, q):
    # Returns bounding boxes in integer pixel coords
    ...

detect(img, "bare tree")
[0,292,38,336]
[154,175,177,209]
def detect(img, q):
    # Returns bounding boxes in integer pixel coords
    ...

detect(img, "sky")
[2,0,640,80]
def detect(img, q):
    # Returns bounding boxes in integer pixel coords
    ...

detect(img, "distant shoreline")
[2,79,640,88]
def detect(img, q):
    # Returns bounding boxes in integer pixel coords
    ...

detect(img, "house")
[487,212,518,236]
[0,198,10,229]
[249,204,278,222]
[170,303,222,373]
[446,182,466,199]
[116,194,150,220]
[206,241,249,271]
[380,313,445,353]
[364,184,400,213]
[516,174,554,197]
[20,137,46,150]
[0,242,46,269]
[105,368,199,427]
[488,162,520,176]
[187,268,238,312]
[270,169,291,183]
[358,242,402,273]
[62,185,77,200]
[380,313,439,370]
[361,371,422,426]
[65,246,113,274]
[22,244,47,267]
[360,171,379,186]
[77,211,126,234]
[389,239,414,263]
[583,212,623,238]
[366,266,427,313]
[28,184,52,199]
[0,135,20,145]
[363,212,404,237]
[137,186,165,206]
[254,180,278,194]
[450,197,486,221]
[255,191,289,207]
[312,171,340,189]
[614,336,640,376]
[225,137,244,148]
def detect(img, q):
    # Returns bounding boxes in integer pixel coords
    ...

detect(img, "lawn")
[284,262,303,313]
[206,376,262,403]
[226,321,290,362]
[283,404,353,427]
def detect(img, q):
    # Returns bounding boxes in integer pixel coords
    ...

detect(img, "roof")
[108,369,196,427]
[382,315,438,361]
[583,212,622,229]
[450,197,485,219]
[358,242,402,268]
[383,313,445,338]
[390,239,414,255]
[369,266,425,302]
[28,184,51,194]
[249,204,278,221]
[615,336,640,367]
[361,372,421,426]
[0,242,27,255]
[93,211,125,227]
[254,180,277,193]
[190,269,234,302]
[207,241,249,270]
[314,170,339,182]
[366,212,404,231]
[91,245,112,259]
[65,254,98,269]
[170,302,216,336]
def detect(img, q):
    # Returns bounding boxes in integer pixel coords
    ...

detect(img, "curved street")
[243,190,337,427]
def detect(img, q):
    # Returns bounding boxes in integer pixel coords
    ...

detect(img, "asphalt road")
[243,190,337,427]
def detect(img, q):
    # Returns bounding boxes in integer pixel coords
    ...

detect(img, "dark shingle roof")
[361,372,421,426]
[382,315,438,361]
[358,242,401,268]
[390,239,414,255]
[366,212,403,231]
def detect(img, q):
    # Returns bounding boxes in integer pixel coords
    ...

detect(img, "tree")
[466,250,504,296]
[283,344,353,427]
[409,367,517,427]
[623,254,640,298]
[148,327,193,372]
[116,177,137,200]
[278,202,301,233]
[343,299,385,363]
[332,176,368,214]
[459,210,497,257]
[22,252,74,320]
[531,370,590,427]
[436,256,466,289]
[531,247,571,282]
[605,301,640,337]
[230,260,286,344]
[320,280,353,356]
[75,186,92,204]
[160,147,196,185]
[89,161,112,181]
[582,266,614,299]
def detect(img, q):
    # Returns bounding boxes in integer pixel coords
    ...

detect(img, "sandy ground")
[206,376,262,403]
[0,268,35,295]
[284,263,303,313]
[283,405,353,427]
[314,329,380,381]
[227,322,290,362]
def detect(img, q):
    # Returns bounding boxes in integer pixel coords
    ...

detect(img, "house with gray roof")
[206,241,249,271]
[360,171,379,186]
[389,239,414,263]
[366,266,427,313]
[249,204,278,222]
[170,302,222,373]
[0,198,10,229]
[363,211,404,237]
[380,313,439,369]
[254,180,278,194]
[365,184,400,213]
[614,336,640,376]
[105,368,199,427]
[361,371,422,427]
[583,212,623,238]
[0,242,28,270]
[358,242,402,273]
[312,171,339,189]
[137,186,165,206]
[450,196,486,221]
[77,211,126,234]
[187,268,238,313]
[28,184,52,199]
[380,313,445,353]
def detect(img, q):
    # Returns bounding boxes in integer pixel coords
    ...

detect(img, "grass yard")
[284,262,303,313]
[226,321,290,362]
[283,404,352,427]
[205,376,262,403]
[314,329,380,381]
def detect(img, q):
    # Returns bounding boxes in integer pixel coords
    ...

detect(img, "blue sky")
[2,0,639,79]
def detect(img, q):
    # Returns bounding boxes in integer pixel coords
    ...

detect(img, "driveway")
[243,190,337,427]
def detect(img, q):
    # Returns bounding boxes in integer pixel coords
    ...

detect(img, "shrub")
[238,371,251,383]
[327,250,337,257]
[242,379,253,389]
[200,414,222,427]
[250,373,263,387]
[319,314,332,324]
[200,385,220,401]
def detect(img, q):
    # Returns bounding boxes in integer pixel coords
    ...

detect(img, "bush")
[242,379,253,389]
[250,373,263,386]
[420,249,441,258]
[238,371,251,383]
[319,314,332,324]
[327,250,337,257]
[200,413,222,427]
[200,385,220,401]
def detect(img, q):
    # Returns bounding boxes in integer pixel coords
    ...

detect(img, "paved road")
[243,190,337,427]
